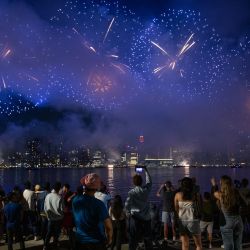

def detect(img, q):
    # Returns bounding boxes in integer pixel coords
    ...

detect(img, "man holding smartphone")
[125,166,153,250]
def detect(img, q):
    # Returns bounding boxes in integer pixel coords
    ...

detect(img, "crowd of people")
[0,166,250,250]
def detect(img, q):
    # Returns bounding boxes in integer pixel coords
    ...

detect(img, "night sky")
[0,0,249,158]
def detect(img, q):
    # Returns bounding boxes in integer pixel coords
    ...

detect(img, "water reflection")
[184,166,190,176]
[0,169,4,189]
[15,169,23,186]
[0,167,248,202]
[106,165,114,195]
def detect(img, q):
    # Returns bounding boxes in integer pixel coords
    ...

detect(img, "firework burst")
[0,1,61,116]
[151,33,195,77]
[51,0,143,109]
[72,17,130,94]
[131,9,229,101]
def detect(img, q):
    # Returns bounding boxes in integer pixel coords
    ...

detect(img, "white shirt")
[44,191,64,221]
[23,189,35,211]
[94,191,111,209]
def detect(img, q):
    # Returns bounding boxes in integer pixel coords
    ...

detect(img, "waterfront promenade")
[1,237,250,250]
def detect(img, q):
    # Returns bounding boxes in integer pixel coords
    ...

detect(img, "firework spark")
[0,46,11,89]
[110,63,128,74]
[178,33,195,57]
[151,33,195,77]
[87,73,113,93]
[1,76,6,89]
[2,48,11,59]
[103,17,115,44]
[150,41,172,58]
[26,74,39,82]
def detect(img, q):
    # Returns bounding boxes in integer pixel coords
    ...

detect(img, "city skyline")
[1,137,249,168]
[0,0,249,160]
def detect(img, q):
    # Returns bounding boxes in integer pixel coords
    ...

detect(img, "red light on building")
[139,135,144,143]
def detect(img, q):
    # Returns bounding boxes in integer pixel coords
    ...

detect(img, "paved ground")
[1,237,250,250]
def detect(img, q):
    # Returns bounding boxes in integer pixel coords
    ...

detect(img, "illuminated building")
[144,157,174,167]
[91,150,106,167]
[26,138,41,167]
[128,152,139,166]
[139,135,144,143]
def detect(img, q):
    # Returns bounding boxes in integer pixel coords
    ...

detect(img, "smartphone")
[135,166,143,173]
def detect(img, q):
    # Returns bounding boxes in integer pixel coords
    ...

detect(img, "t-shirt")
[23,189,35,211]
[160,189,175,212]
[63,191,74,212]
[201,200,214,222]
[44,191,64,221]
[36,191,48,214]
[239,188,250,205]
[72,194,109,244]
[4,202,22,230]
[94,191,111,209]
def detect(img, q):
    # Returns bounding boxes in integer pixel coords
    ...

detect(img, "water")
[0,167,249,202]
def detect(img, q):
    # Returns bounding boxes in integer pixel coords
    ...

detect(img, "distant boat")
[144,158,174,168]
[24,163,39,170]
[231,165,241,169]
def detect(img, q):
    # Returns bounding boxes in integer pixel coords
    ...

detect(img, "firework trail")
[26,74,39,82]
[150,41,172,58]
[1,76,6,89]
[103,17,115,44]
[178,33,195,57]
[151,33,195,77]
[2,48,11,59]
[0,46,11,89]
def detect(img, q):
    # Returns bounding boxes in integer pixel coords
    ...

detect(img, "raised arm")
[144,167,152,189]
[210,177,220,200]
[174,192,180,214]
[213,191,221,200]
[124,194,131,216]
[156,184,164,197]
[210,177,219,194]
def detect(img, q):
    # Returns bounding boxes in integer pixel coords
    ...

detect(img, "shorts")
[200,221,213,234]
[162,211,175,224]
[178,219,200,236]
